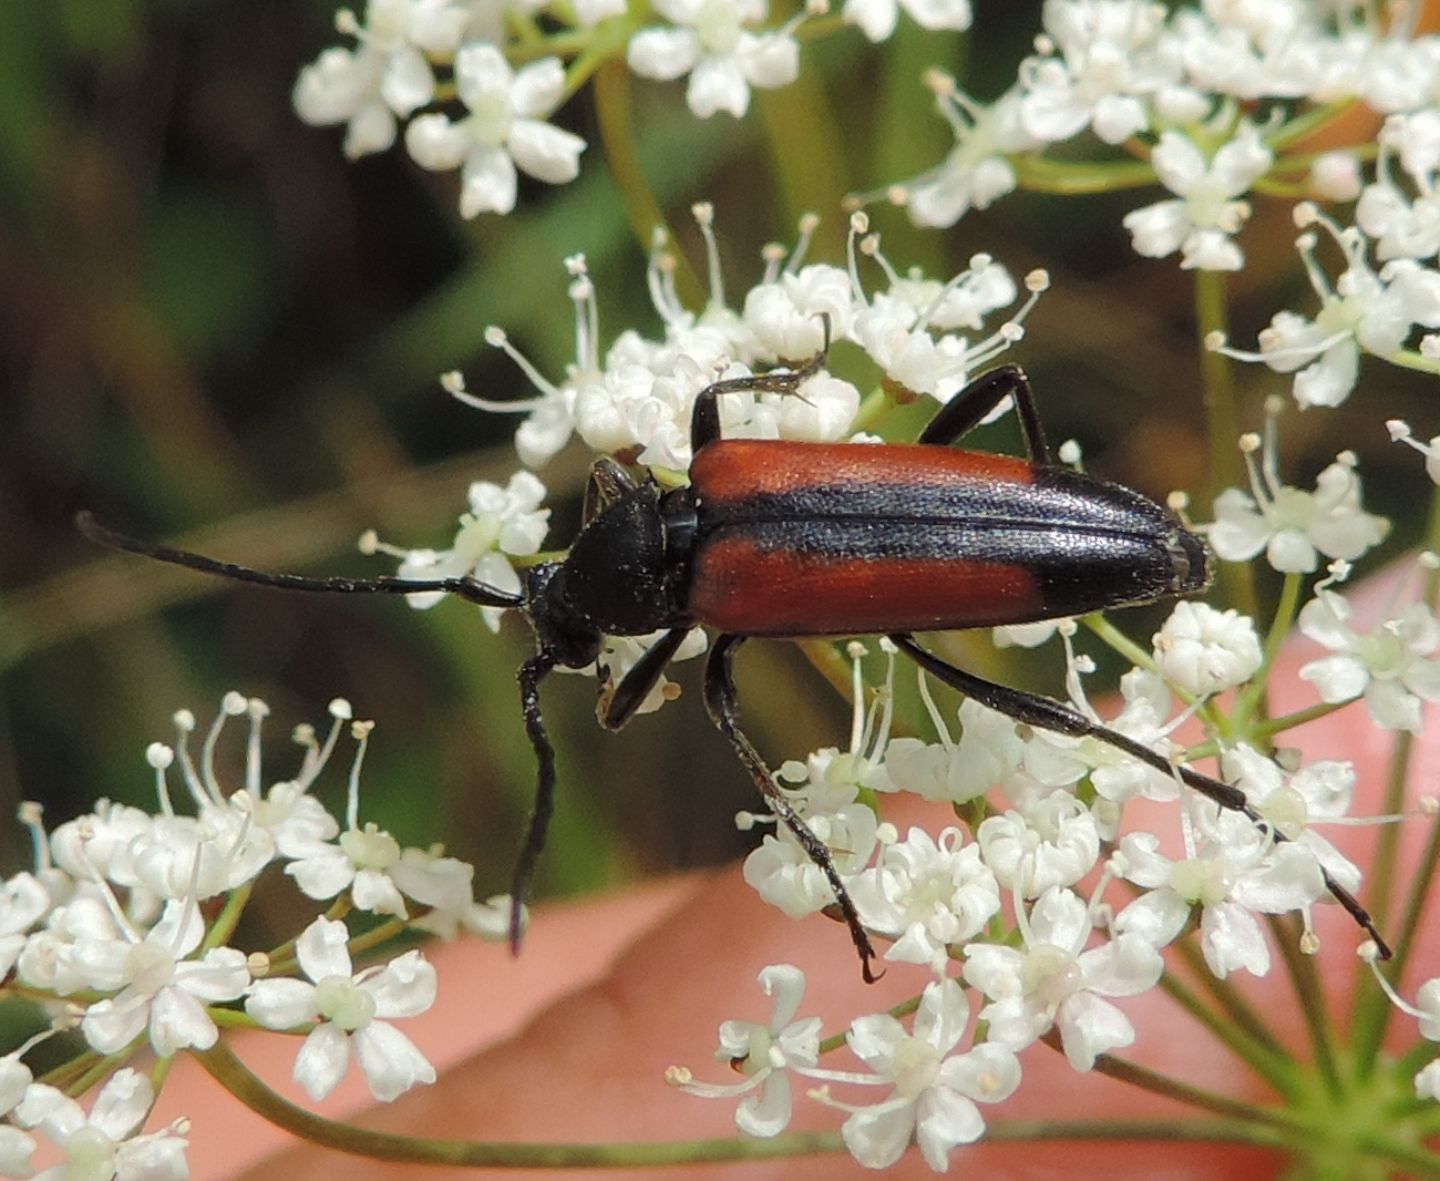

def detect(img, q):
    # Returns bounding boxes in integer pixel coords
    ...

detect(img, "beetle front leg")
[889,632,1392,959]
[704,634,882,982]
[598,625,693,731]
[508,650,559,953]
[689,319,834,452]
[918,365,1052,465]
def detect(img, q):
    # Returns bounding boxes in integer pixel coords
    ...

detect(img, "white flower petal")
[627,28,700,80]
[459,146,519,217]
[841,1097,916,1169]
[88,1069,151,1142]
[296,917,354,982]
[687,55,751,118]
[508,120,586,184]
[294,1022,352,1101]
[245,978,320,1030]
[364,950,438,1019]
[404,113,470,171]
[915,1087,984,1170]
[1056,991,1133,1071]
[509,57,566,118]
[149,985,220,1056]
[353,1020,437,1101]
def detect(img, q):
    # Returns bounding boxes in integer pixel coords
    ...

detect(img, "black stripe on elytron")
[698,517,1188,615]
[696,466,1177,535]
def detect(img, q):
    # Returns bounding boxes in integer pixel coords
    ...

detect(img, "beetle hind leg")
[704,633,882,982]
[889,632,1392,960]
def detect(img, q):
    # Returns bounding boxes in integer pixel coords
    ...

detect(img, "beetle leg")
[889,632,1393,960]
[598,626,693,731]
[689,318,834,453]
[704,633,883,981]
[584,457,640,523]
[508,650,559,953]
[918,365,1052,465]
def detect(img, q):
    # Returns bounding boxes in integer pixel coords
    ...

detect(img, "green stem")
[818,993,920,1055]
[1009,154,1158,196]
[347,916,410,960]
[38,1050,103,1093]
[1073,1039,1300,1129]
[66,1046,143,1099]
[591,59,700,304]
[984,1116,1291,1151]
[1268,916,1342,1099]
[150,1055,175,1094]
[202,883,252,953]
[1356,1133,1440,1180]
[1157,966,1293,1092]
[561,30,628,103]
[793,12,847,40]
[1234,571,1303,730]
[1185,700,1348,752]
[1081,614,1155,674]
[1387,348,1440,376]
[1260,141,1378,178]
[1264,98,1358,153]
[505,27,600,62]
[196,1042,845,1167]
[1193,269,1255,619]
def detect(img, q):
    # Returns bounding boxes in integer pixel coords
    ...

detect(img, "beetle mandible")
[78,348,1390,979]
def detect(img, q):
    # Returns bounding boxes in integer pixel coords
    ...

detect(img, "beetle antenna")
[510,650,559,952]
[75,511,524,610]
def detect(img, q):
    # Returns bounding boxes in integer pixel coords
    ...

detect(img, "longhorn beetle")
[78,350,1391,979]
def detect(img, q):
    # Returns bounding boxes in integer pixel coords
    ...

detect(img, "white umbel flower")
[1153,600,1263,695]
[964,886,1163,1069]
[1358,111,1440,262]
[896,85,1038,229]
[15,1069,188,1181]
[842,0,971,45]
[78,898,249,1058]
[847,827,1001,974]
[1207,418,1389,574]
[245,917,438,1102]
[293,0,466,159]
[823,979,1020,1171]
[975,794,1102,896]
[1214,206,1440,409]
[627,0,800,119]
[1298,583,1440,734]
[1113,830,1325,978]
[1017,0,1176,146]
[1122,121,1273,271]
[405,46,585,216]
[671,964,822,1137]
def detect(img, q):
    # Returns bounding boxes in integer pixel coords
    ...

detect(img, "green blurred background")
[2,0,1433,957]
